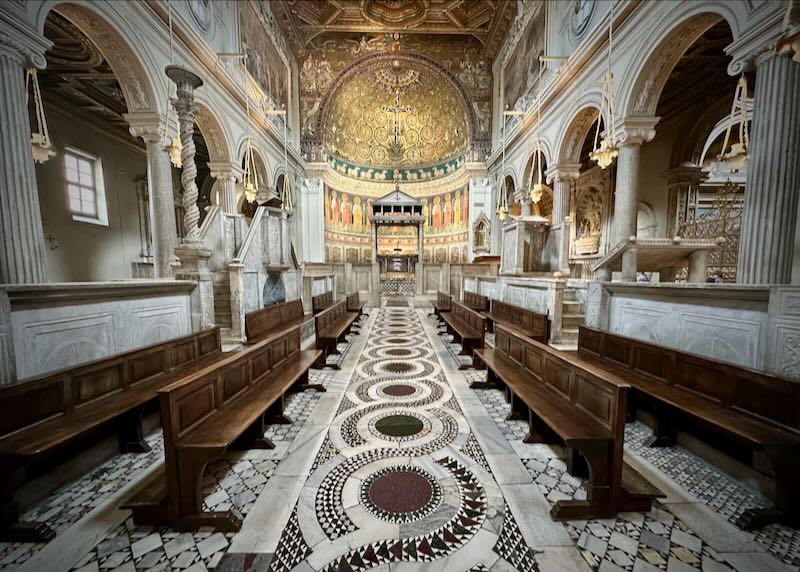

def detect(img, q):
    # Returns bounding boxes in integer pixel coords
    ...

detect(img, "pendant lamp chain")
[590,0,618,169]
[164,0,182,168]
[27,68,55,163]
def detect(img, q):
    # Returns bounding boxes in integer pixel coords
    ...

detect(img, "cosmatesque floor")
[1,303,798,572]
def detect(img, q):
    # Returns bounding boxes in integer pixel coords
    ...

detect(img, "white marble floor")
[0,305,796,572]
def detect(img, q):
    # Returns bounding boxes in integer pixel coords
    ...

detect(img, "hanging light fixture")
[590,1,618,169]
[529,58,549,205]
[497,110,523,221]
[715,76,750,173]
[242,138,259,202]
[26,68,55,163]
[163,1,182,168]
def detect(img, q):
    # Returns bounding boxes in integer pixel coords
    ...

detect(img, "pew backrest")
[463,291,489,312]
[245,299,305,342]
[315,299,348,336]
[490,299,550,343]
[0,328,222,440]
[312,291,334,314]
[578,326,800,435]
[346,292,361,311]
[437,291,451,310]
[451,300,486,334]
[495,324,627,436]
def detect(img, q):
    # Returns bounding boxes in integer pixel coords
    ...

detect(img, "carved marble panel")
[617,304,667,343]
[679,313,760,368]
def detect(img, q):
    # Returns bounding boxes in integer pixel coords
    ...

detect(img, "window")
[64,147,108,225]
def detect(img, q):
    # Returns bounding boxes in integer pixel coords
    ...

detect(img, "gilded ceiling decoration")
[323,59,469,171]
[270,0,516,58]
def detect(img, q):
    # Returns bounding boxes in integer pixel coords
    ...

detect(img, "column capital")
[125,112,166,143]
[661,163,708,186]
[616,116,659,146]
[545,162,581,184]
[207,161,244,182]
[0,10,51,68]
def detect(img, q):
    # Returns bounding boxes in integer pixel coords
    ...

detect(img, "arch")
[620,9,737,117]
[520,138,553,191]
[556,104,602,164]
[314,51,479,151]
[669,96,733,167]
[234,136,272,188]
[194,100,233,164]
[37,2,160,114]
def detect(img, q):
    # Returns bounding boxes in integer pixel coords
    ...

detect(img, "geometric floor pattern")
[266,305,539,571]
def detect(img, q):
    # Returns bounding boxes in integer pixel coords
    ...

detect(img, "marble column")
[208,162,242,214]
[415,224,424,295]
[127,115,179,278]
[737,51,800,284]
[0,30,49,284]
[613,118,658,281]
[546,162,580,273]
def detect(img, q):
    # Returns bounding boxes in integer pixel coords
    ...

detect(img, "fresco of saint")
[353,196,363,231]
[443,194,452,228]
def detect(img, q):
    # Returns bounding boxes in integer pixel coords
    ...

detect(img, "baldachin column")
[208,162,242,215]
[737,51,800,284]
[546,162,580,273]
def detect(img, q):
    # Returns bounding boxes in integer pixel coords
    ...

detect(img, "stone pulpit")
[500,215,550,275]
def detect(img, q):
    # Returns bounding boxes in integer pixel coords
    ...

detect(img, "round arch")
[556,103,603,164]
[619,8,739,117]
[520,138,554,191]
[234,136,272,189]
[194,100,233,165]
[36,2,160,115]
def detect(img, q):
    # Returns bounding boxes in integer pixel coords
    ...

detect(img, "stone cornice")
[1,280,197,307]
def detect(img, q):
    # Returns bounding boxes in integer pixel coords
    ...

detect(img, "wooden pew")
[347,291,366,317]
[578,325,800,529]
[124,326,321,532]
[245,299,307,344]
[440,300,485,368]
[485,299,550,342]
[312,291,334,314]
[314,299,359,369]
[0,328,223,541]
[463,291,489,314]
[431,290,451,317]
[475,325,656,520]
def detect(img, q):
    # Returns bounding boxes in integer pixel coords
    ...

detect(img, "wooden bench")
[475,325,657,520]
[245,299,307,344]
[347,291,366,317]
[440,300,485,368]
[463,291,489,314]
[578,325,800,529]
[0,328,223,541]
[431,290,451,317]
[312,291,334,314]
[314,299,359,369]
[124,325,322,531]
[485,299,550,341]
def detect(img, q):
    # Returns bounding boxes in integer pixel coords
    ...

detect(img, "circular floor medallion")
[384,361,414,374]
[382,384,416,396]
[374,414,424,437]
[360,465,443,523]
[384,337,409,345]
[385,348,413,357]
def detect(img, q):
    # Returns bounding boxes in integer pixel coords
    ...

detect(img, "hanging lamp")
[590,0,618,169]
[715,76,750,173]
[529,58,549,204]
[163,1,182,167]
[496,121,509,221]
[26,68,55,163]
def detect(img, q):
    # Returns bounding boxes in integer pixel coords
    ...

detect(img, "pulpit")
[500,215,550,275]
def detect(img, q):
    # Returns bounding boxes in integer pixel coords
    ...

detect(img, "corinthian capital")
[125,112,165,143]
[0,10,50,68]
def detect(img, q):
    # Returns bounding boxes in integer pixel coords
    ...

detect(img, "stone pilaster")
[175,245,215,331]
[208,162,243,215]
[166,66,204,246]
[546,162,581,273]
[613,118,658,281]
[0,22,50,284]
[737,52,800,284]
[126,113,179,279]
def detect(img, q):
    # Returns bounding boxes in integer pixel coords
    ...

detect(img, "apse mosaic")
[324,186,469,264]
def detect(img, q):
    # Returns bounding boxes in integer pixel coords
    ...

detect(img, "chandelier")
[530,58,549,204]
[26,68,55,163]
[715,76,749,173]
[590,1,618,170]
[497,110,524,221]
[162,2,183,168]
[242,138,259,202]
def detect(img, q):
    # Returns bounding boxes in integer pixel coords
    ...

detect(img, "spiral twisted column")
[166,65,204,246]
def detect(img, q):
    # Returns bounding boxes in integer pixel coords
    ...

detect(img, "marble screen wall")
[324,186,469,264]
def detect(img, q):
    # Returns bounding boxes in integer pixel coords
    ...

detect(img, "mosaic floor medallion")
[361,465,443,523]
[385,348,413,356]
[381,384,416,396]
[374,414,425,438]
[383,361,415,374]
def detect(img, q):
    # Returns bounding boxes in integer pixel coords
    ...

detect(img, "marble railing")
[585,282,800,380]
[0,280,196,384]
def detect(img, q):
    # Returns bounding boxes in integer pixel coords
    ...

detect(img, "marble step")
[562,300,585,314]
[562,313,585,328]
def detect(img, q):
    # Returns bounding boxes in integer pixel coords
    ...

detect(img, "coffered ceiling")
[271,0,517,58]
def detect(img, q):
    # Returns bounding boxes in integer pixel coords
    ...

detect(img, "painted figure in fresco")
[454,190,462,226]
[462,188,468,223]
[444,194,452,228]
[422,198,430,230]
[325,189,331,223]
[432,196,442,228]
[331,191,339,228]
[341,193,351,227]
[366,198,373,228]
[353,196,363,231]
